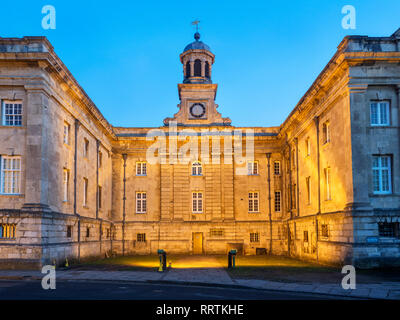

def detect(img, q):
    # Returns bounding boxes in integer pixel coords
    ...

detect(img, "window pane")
[371,103,378,124]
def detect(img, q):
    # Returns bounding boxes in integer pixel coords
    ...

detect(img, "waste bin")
[228,249,237,269]
[158,249,167,272]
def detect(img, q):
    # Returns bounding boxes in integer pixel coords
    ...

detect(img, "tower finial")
[191,20,200,40]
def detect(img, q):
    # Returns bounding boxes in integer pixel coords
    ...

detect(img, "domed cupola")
[180,32,215,84]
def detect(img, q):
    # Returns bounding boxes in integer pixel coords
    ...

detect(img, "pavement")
[0,255,399,300]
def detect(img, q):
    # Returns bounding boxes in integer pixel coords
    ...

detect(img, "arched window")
[205,61,210,78]
[186,61,191,78]
[192,161,202,176]
[194,59,201,76]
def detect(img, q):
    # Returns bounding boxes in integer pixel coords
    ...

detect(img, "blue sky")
[1,1,399,127]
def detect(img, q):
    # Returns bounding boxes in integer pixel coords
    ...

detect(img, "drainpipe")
[122,153,128,256]
[314,116,321,262]
[74,119,81,262]
[266,153,273,255]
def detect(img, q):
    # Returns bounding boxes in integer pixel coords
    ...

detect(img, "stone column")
[190,60,194,77]
[22,88,51,211]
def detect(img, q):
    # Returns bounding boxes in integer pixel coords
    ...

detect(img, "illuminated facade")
[0,29,400,268]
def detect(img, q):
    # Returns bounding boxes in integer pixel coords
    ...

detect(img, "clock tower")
[163,32,231,126]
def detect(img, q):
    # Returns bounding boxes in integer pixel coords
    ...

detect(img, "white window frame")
[136,192,147,214]
[372,155,392,194]
[274,191,281,212]
[63,169,69,202]
[274,161,281,175]
[191,161,202,176]
[248,191,259,213]
[306,137,311,156]
[322,122,330,144]
[136,162,147,176]
[192,192,203,214]
[247,161,258,175]
[370,101,390,126]
[0,156,21,195]
[83,178,88,207]
[63,122,70,145]
[1,100,23,126]
[324,168,331,200]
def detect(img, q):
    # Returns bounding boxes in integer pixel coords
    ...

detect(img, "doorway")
[192,232,203,254]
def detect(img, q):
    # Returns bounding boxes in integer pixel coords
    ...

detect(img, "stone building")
[0,29,399,268]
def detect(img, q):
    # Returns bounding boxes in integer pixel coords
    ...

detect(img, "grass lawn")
[69,255,161,271]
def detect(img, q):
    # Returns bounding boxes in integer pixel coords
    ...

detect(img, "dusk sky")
[1,0,399,127]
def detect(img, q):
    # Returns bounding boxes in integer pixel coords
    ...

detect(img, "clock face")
[190,103,206,118]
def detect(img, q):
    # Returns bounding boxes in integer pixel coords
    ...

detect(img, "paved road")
[0,280,354,300]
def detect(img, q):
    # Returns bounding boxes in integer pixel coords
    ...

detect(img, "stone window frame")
[137,233,146,242]
[370,100,390,126]
[250,232,260,243]
[303,230,309,243]
[83,138,89,159]
[63,121,70,145]
[136,161,147,176]
[247,160,259,175]
[1,100,23,126]
[372,155,392,195]
[322,121,330,145]
[192,191,203,214]
[136,191,147,214]
[321,224,329,238]
[98,185,102,209]
[306,176,311,205]
[248,191,260,213]
[83,177,88,207]
[0,223,16,239]
[0,155,22,195]
[324,167,332,201]
[62,168,69,202]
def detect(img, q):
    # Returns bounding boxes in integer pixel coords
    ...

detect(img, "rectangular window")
[86,227,90,238]
[371,101,390,126]
[192,192,203,213]
[98,185,102,209]
[2,101,22,126]
[0,224,16,239]
[136,162,147,176]
[378,222,399,238]
[83,138,89,158]
[373,156,392,194]
[83,178,88,207]
[63,169,69,202]
[248,192,259,213]
[324,168,331,200]
[303,231,309,243]
[274,161,281,175]
[0,156,21,194]
[250,232,260,243]
[137,233,146,242]
[67,226,72,238]
[321,224,329,238]
[274,191,281,212]
[306,176,311,205]
[247,161,258,175]
[63,122,70,145]
[210,229,224,237]
[192,161,202,176]
[136,192,147,214]
[306,137,311,156]
[322,121,330,144]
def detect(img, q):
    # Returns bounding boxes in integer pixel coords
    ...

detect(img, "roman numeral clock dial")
[190,103,206,118]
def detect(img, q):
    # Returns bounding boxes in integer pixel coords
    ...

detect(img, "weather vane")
[191,20,200,32]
